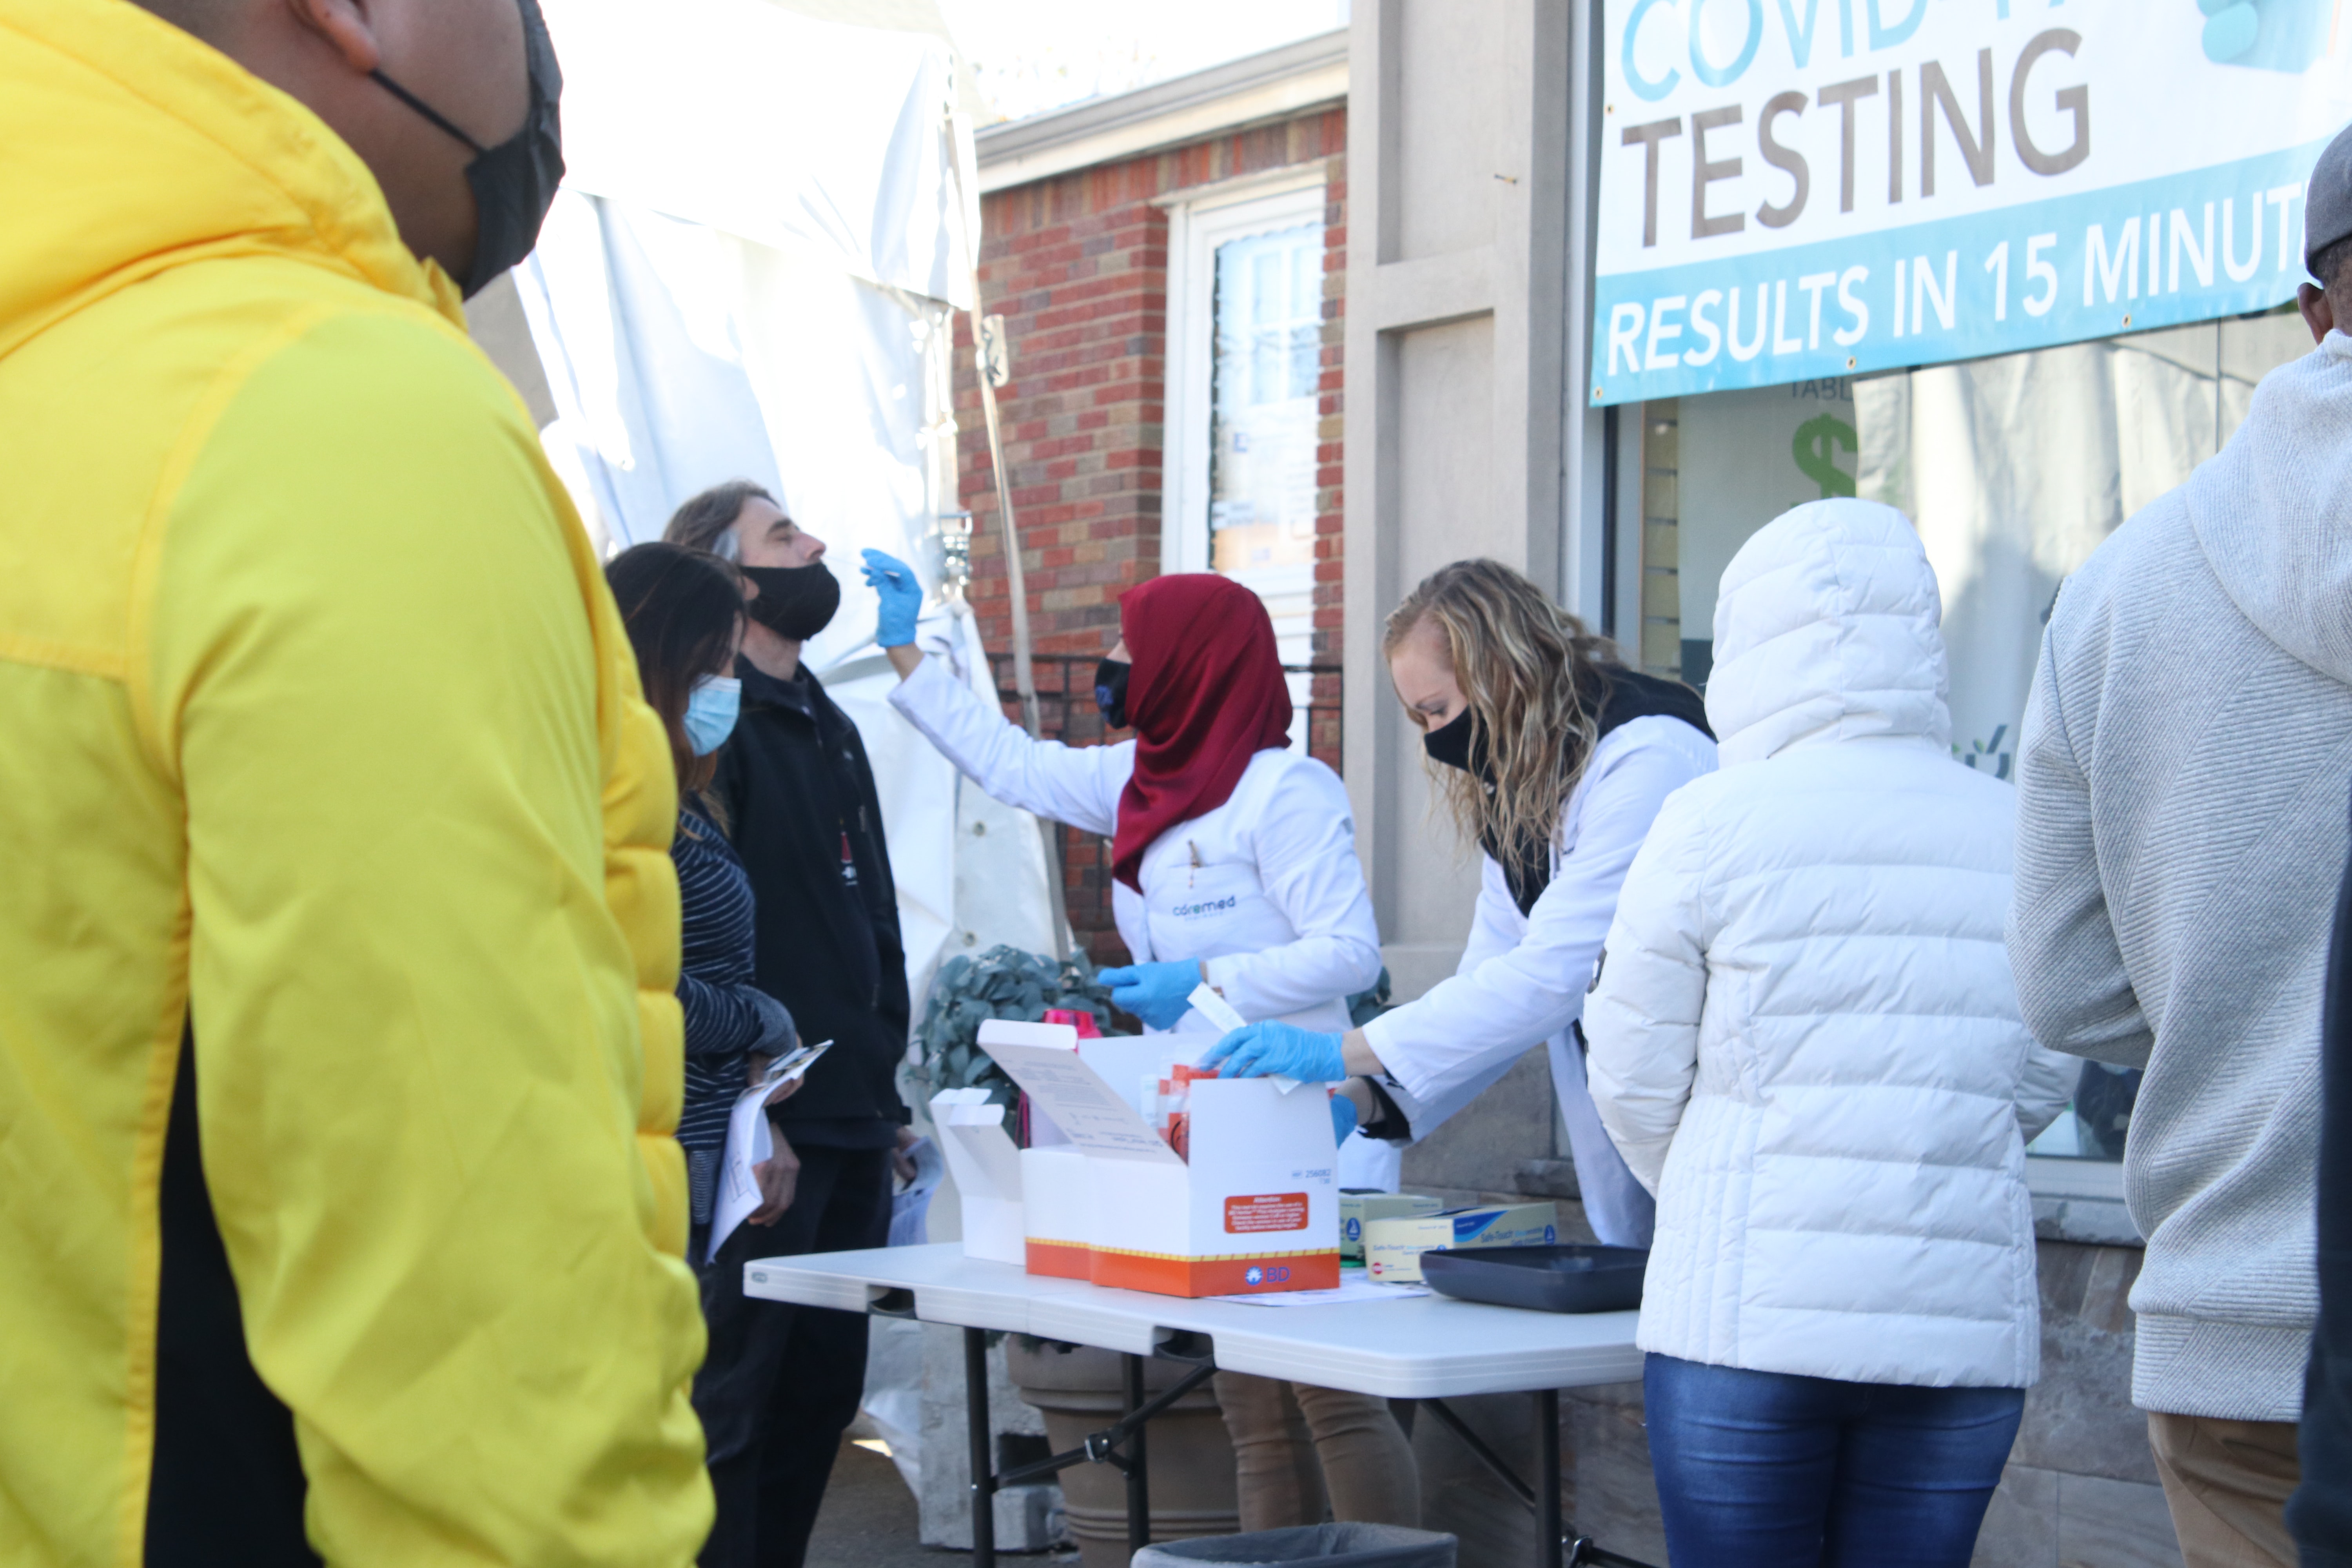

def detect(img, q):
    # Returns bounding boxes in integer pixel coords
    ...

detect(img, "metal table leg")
[965,1327,996,1568]
[1422,1394,1659,1568]
[1123,1352,1152,1556]
[953,1333,1214,1567]
[1537,1387,1561,1568]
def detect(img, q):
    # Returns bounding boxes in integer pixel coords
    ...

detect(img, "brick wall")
[958,105,1347,967]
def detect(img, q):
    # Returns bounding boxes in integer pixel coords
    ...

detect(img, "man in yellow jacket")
[0,0,712,1562]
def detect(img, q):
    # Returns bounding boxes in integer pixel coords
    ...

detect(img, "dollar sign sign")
[1793,414,1858,499]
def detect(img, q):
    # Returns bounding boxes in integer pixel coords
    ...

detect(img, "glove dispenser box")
[978,1019,1340,1297]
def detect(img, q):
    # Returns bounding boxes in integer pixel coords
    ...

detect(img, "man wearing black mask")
[1,0,711,1562]
[664,480,911,1568]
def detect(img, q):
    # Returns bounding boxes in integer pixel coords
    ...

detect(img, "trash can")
[1131,1523,1457,1567]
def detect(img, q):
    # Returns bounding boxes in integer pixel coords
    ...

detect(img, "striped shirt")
[673,805,790,1219]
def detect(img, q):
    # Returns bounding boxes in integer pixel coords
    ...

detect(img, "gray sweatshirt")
[2010,330,2352,1422]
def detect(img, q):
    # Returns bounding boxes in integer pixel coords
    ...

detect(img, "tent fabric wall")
[1853,314,2312,759]
[542,0,973,310]
[515,0,1058,1036]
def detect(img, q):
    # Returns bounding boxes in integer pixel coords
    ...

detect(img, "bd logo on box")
[1244,1265,1293,1287]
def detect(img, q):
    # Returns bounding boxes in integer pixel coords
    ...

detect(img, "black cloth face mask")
[1422,707,1477,772]
[740,562,842,642]
[369,0,565,299]
[1423,706,1548,916]
[1095,658,1131,729]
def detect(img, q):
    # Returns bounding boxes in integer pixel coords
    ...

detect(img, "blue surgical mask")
[684,675,741,756]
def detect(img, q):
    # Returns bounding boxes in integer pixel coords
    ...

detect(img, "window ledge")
[2026,1154,2125,1200]
[2033,1194,2143,1249]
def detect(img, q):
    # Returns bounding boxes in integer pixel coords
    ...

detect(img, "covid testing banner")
[1589,0,2352,405]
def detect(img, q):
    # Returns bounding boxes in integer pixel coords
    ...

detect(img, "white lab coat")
[1358,711,1718,1243]
[889,655,1383,1035]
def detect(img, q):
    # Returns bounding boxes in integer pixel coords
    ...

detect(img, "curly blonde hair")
[1382,559,1621,866]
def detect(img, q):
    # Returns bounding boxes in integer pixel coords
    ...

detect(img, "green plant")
[911,945,1116,1105]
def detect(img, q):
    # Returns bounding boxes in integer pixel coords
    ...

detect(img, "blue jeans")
[1644,1354,2025,1568]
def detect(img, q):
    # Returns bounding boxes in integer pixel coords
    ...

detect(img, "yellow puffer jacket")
[0,1,710,1563]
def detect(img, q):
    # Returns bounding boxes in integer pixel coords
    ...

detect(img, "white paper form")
[980,1036,1184,1165]
[708,1041,834,1264]
[1208,1276,1432,1307]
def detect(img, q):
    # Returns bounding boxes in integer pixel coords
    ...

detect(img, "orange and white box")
[1018,1144,1090,1278]
[979,1020,1340,1298]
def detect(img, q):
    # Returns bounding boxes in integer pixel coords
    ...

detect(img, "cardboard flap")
[980,1027,1183,1166]
[931,1096,1024,1195]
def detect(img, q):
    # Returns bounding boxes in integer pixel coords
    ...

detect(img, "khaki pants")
[1212,1372,1421,1532]
[2149,1412,2302,1568]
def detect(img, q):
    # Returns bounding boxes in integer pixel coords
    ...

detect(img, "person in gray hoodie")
[2009,123,2352,1568]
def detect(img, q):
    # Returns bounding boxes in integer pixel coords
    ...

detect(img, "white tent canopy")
[517,0,1058,1024]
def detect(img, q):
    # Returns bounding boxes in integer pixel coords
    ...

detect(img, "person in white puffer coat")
[1583,499,2075,1568]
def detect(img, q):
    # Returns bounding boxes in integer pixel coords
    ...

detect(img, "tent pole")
[947,95,1073,964]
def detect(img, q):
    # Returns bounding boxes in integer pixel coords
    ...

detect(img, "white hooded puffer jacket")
[1584,499,2074,1390]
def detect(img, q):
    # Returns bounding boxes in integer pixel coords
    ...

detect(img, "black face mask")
[370,0,565,299]
[1422,708,1478,773]
[740,562,842,642]
[1094,658,1131,729]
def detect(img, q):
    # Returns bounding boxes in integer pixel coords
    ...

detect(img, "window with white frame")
[1165,175,1330,749]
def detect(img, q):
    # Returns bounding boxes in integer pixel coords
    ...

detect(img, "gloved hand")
[1329,1089,1359,1147]
[1096,960,1201,1032]
[1198,1021,1347,1083]
[859,548,923,648]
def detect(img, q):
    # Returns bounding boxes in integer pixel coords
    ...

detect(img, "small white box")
[928,1089,1025,1266]
[1363,1202,1559,1283]
[1339,1191,1445,1261]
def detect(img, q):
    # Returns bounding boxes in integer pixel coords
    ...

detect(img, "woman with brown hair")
[1205,558,1715,1247]
[603,541,799,1255]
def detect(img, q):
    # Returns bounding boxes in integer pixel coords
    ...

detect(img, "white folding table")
[744,1243,1655,1568]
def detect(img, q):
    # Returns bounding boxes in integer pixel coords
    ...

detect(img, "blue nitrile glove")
[1330,1090,1359,1147]
[1198,1021,1347,1083]
[1096,960,1200,1032]
[860,548,923,648]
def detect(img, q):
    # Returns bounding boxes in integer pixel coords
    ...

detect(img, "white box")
[928,1089,1025,1266]
[1339,1191,1445,1261]
[980,1020,1340,1297]
[1363,1202,1559,1283]
[1018,1145,1089,1278]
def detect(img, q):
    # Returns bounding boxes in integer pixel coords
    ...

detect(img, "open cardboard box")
[977,1019,1341,1297]
[927,1087,1025,1265]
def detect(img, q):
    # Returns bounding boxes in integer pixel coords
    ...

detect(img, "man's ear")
[282,0,379,74]
[2298,281,2337,345]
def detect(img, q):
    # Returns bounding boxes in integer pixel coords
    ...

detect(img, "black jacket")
[713,659,908,1147]
[2292,791,2352,1568]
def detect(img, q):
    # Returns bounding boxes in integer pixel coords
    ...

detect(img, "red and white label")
[1223,1192,1310,1234]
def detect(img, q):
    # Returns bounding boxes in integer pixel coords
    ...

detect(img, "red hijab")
[1111,574,1294,891]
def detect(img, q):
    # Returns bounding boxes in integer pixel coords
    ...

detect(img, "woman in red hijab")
[863,554,1420,1533]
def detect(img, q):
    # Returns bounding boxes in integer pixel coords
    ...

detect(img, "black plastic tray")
[1418,1244,1648,1313]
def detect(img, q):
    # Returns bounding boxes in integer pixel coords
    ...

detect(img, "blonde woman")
[1203,559,1715,1245]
